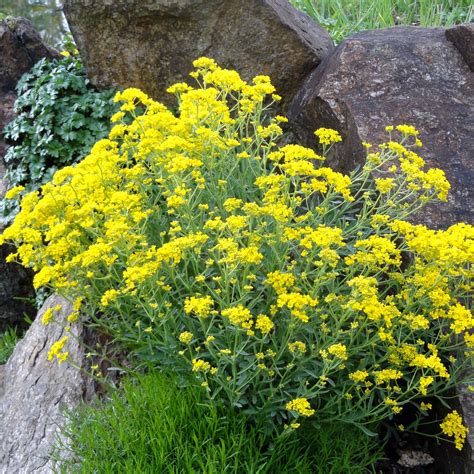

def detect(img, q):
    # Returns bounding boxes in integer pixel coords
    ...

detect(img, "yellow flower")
[192,358,212,373]
[447,304,473,334]
[375,178,395,194]
[314,128,342,145]
[396,124,419,136]
[440,411,468,450]
[67,312,79,323]
[5,185,25,200]
[192,57,218,71]
[255,314,274,335]
[286,398,315,417]
[419,376,434,395]
[373,369,403,385]
[221,305,253,331]
[327,343,348,361]
[223,197,243,212]
[277,292,317,323]
[288,341,307,355]
[100,289,119,308]
[42,308,55,325]
[349,370,369,383]
[184,296,214,318]
[420,402,432,411]
[167,82,192,94]
[47,336,69,363]
[266,271,295,294]
[384,397,402,414]
[179,331,193,344]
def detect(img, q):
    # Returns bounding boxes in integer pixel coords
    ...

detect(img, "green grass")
[0,327,20,364]
[54,371,384,473]
[291,0,473,43]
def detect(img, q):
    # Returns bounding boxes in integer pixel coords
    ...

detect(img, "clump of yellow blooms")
[1,57,472,440]
[47,336,69,363]
[179,331,193,344]
[440,410,469,450]
[286,398,316,417]
[184,296,214,318]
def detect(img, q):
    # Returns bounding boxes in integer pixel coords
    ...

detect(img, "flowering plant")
[2,58,472,445]
[1,51,118,224]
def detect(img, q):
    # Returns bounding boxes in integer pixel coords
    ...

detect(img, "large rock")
[446,23,474,72]
[0,295,93,473]
[288,27,474,228]
[0,17,57,92]
[63,0,333,108]
[0,18,58,329]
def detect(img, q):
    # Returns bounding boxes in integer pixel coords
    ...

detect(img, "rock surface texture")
[446,22,474,72]
[455,382,474,473]
[63,0,333,108]
[288,27,474,228]
[0,18,57,329]
[0,295,93,473]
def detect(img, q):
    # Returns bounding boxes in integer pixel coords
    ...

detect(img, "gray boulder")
[288,26,474,228]
[0,295,93,473]
[63,0,334,108]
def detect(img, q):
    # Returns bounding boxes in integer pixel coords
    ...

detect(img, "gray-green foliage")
[1,53,119,224]
[292,0,473,43]
[55,371,384,473]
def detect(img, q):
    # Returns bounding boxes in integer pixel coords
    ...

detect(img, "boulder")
[0,18,58,329]
[446,23,474,72]
[0,17,58,92]
[288,27,474,228]
[63,0,333,108]
[0,295,94,473]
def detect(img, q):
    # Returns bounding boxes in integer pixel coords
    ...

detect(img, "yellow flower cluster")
[440,410,469,450]
[255,314,274,335]
[349,370,369,383]
[2,57,472,437]
[184,296,214,318]
[41,304,62,325]
[286,398,315,417]
[288,341,307,355]
[327,343,348,361]
[221,305,254,333]
[314,128,342,146]
[179,331,193,344]
[277,292,318,323]
[47,336,69,364]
